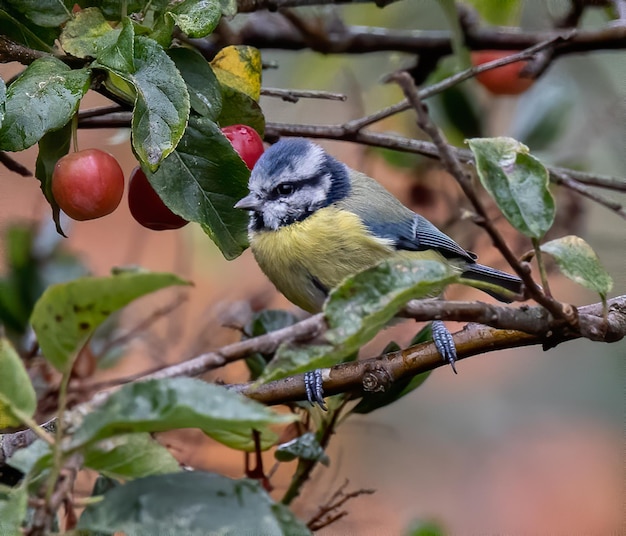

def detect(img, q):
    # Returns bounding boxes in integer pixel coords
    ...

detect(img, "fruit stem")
[71,113,79,153]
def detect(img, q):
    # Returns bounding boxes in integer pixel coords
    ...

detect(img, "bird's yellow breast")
[249,207,446,312]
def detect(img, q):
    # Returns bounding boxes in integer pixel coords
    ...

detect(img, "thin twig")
[551,167,626,192]
[552,169,626,220]
[261,87,347,102]
[0,151,32,176]
[307,480,376,531]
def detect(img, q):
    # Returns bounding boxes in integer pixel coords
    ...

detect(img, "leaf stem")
[532,238,552,298]
[45,370,72,501]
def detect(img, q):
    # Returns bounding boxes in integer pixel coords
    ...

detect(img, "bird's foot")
[303,370,327,411]
[432,320,457,373]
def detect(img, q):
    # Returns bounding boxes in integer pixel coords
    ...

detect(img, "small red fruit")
[470,50,534,95]
[128,166,189,231]
[52,148,124,221]
[221,124,265,170]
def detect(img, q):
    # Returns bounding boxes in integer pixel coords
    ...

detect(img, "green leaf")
[96,16,135,72]
[0,57,90,151]
[217,85,265,136]
[6,439,52,476]
[70,378,297,452]
[146,116,250,260]
[0,225,38,334]
[95,35,189,169]
[0,9,56,51]
[30,271,189,372]
[35,122,72,236]
[4,0,71,27]
[275,432,329,466]
[168,0,222,38]
[0,337,36,429]
[468,137,555,239]
[84,433,181,479]
[129,36,189,168]
[244,310,300,380]
[78,472,311,535]
[261,259,457,382]
[0,484,27,536]
[59,7,114,59]
[540,235,613,300]
[167,47,222,120]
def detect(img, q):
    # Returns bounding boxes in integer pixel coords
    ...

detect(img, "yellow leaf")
[211,45,262,101]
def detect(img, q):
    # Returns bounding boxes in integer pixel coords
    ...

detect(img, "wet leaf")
[0,57,90,151]
[540,235,613,300]
[78,472,311,535]
[30,271,189,372]
[468,137,555,238]
[70,378,297,452]
[0,338,36,429]
[145,116,250,259]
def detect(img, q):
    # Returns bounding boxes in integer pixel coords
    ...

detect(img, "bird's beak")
[234,194,261,211]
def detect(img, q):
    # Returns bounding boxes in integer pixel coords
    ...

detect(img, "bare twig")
[552,169,626,220]
[233,16,626,54]
[0,151,32,176]
[550,167,626,192]
[307,479,376,531]
[261,87,347,102]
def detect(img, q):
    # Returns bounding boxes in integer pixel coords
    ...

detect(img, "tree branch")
[229,15,626,55]
[231,295,626,406]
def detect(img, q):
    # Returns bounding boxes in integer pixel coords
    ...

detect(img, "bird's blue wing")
[339,170,476,263]
[409,215,477,261]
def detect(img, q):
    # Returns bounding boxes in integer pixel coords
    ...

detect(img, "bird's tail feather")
[461,263,523,303]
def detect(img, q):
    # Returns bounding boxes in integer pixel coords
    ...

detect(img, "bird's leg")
[431,320,457,373]
[304,370,327,411]
[302,315,457,410]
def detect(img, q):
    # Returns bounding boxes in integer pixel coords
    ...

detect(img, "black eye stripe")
[271,172,327,198]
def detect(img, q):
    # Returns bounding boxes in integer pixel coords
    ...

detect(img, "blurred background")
[1,1,624,534]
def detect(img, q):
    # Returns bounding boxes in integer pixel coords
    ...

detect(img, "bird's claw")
[304,370,327,411]
[432,320,457,373]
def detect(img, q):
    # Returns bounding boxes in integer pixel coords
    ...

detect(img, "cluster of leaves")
[0,270,308,534]
[0,0,261,258]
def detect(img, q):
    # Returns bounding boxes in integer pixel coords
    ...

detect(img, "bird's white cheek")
[261,202,288,231]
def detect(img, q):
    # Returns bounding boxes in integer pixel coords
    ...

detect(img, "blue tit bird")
[235,139,522,406]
